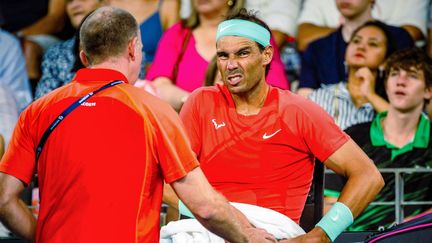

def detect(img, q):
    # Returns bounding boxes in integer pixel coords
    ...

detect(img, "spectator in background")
[147,0,289,111]
[181,0,302,49]
[326,48,432,231]
[308,21,394,130]
[0,85,19,238]
[148,0,244,111]
[427,1,432,59]
[244,0,303,90]
[107,0,180,78]
[423,6,432,126]
[204,56,222,87]
[296,0,427,52]
[245,0,301,48]
[36,0,176,99]
[0,0,70,84]
[0,135,3,160]
[0,28,33,111]
[0,84,19,154]
[297,0,414,97]
[35,0,103,99]
[0,7,274,242]
[180,0,302,89]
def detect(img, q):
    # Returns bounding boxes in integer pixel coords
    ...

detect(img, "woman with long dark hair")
[309,21,396,130]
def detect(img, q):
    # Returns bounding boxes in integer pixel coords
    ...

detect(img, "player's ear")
[262,45,273,66]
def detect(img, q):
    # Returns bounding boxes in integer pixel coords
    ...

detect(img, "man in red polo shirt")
[167,9,385,242]
[0,6,274,243]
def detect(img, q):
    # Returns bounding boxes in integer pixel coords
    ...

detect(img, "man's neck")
[91,60,131,83]
[232,82,269,116]
[381,107,423,148]
[341,12,374,42]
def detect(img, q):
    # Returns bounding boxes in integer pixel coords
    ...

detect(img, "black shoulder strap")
[172,28,192,84]
[35,80,124,161]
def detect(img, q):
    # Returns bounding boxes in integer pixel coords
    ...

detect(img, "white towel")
[160,202,305,243]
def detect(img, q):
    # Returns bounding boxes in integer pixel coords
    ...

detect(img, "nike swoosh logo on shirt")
[262,129,282,139]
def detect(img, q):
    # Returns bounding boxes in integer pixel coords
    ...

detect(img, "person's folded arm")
[297,88,314,97]
[296,23,335,52]
[271,30,288,49]
[401,25,424,42]
[366,92,389,112]
[356,67,389,112]
[160,0,180,30]
[20,0,66,36]
[0,135,4,160]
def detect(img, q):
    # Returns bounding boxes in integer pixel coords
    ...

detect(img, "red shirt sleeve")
[0,107,37,185]
[286,96,349,162]
[150,100,199,184]
[179,89,203,156]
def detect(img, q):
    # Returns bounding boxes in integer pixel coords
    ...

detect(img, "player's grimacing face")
[216,36,268,94]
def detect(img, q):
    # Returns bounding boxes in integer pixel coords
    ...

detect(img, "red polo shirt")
[0,68,199,242]
[180,84,349,223]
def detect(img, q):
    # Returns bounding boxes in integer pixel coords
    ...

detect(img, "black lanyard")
[35,80,124,161]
